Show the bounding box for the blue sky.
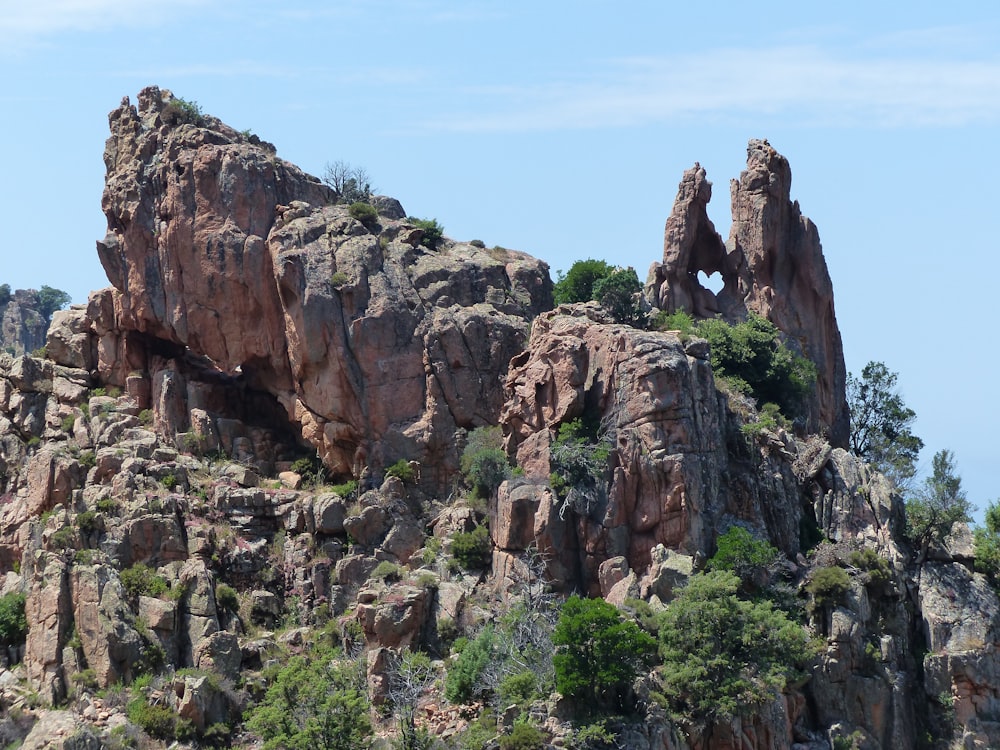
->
[2,1,998,516]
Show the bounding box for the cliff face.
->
[647,140,849,446]
[0,91,995,750]
[92,86,551,485]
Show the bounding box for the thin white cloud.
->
[421,44,1000,132]
[0,0,209,51]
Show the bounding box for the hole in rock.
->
[698,271,724,294]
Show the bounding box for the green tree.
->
[445,625,494,704]
[706,526,780,591]
[246,646,371,750]
[36,285,71,321]
[698,314,816,420]
[592,267,645,326]
[657,571,811,728]
[0,592,27,647]
[847,361,924,489]
[0,284,10,307]
[552,259,613,305]
[974,500,1000,585]
[552,595,656,711]
[906,449,973,559]
[461,426,510,498]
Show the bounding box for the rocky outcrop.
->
[647,140,848,445]
[88,86,551,486]
[501,304,804,592]
[0,290,48,358]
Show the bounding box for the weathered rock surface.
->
[90,86,551,486]
[647,140,849,445]
[0,290,49,358]
[502,304,800,591]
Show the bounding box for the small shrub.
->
[652,308,697,336]
[61,414,76,433]
[445,625,494,703]
[215,583,239,613]
[120,563,169,600]
[407,217,444,250]
[706,525,780,588]
[499,723,546,750]
[74,549,96,565]
[848,548,892,588]
[499,670,537,705]
[138,409,153,426]
[160,474,177,491]
[385,459,415,484]
[78,450,96,471]
[95,498,119,515]
[371,561,404,583]
[49,526,75,550]
[470,239,486,248]
[75,668,99,692]
[806,565,851,610]
[330,271,350,287]
[162,96,205,127]
[77,510,101,535]
[127,694,188,740]
[348,201,378,229]
[331,479,358,498]
[451,525,491,570]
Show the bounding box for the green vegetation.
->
[0,284,10,307]
[330,271,350,287]
[696,313,816,420]
[162,96,205,127]
[553,260,644,325]
[348,201,379,229]
[706,526,780,590]
[806,565,851,612]
[127,692,193,741]
[120,563,170,601]
[407,217,445,250]
[548,418,612,515]
[461,426,510,498]
[552,595,656,712]
[36,285,71,321]
[592,267,645,326]
[385,459,416,484]
[906,449,973,559]
[847,548,892,590]
[246,645,371,750]
[651,310,816,421]
[445,625,494,703]
[975,500,1000,585]
[0,592,27,647]
[847,361,924,489]
[215,583,239,613]
[553,259,613,305]
[498,723,546,750]
[451,525,491,570]
[371,560,404,582]
[657,570,811,726]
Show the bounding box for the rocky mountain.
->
[0,87,995,749]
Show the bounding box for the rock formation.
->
[647,140,849,446]
[91,86,551,486]
[1,290,50,357]
[0,90,995,749]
